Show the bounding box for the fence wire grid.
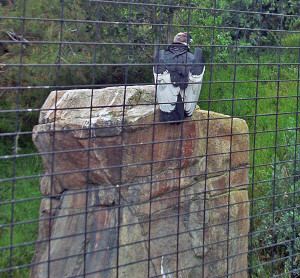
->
[0,0,299,277]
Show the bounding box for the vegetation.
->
[0,145,42,277]
[0,0,299,276]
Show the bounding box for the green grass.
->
[0,143,43,277]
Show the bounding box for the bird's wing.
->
[154,69,180,113]
[190,48,205,75]
[183,47,205,116]
[183,66,205,116]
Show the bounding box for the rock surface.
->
[31,85,250,277]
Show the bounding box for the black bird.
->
[153,32,205,122]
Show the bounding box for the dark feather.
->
[159,95,184,123]
[154,42,205,122]
[154,43,204,90]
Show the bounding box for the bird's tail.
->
[159,95,184,124]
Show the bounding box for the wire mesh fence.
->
[0,0,299,277]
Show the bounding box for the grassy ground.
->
[0,28,299,277]
[0,144,43,277]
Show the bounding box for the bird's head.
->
[173,32,193,45]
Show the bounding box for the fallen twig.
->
[6,30,30,45]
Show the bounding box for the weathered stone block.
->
[31,85,250,278]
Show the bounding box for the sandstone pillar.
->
[31,85,250,277]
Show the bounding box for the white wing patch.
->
[183,66,205,116]
[154,69,180,113]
